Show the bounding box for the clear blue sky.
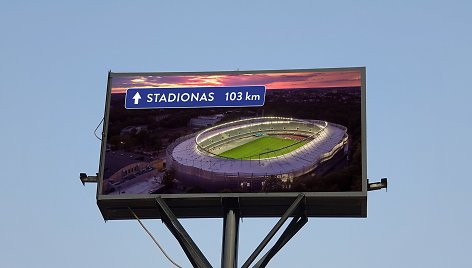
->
[1,1,471,267]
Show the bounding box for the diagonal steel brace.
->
[155,197,212,268]
[241,194,307,268]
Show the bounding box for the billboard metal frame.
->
[97,67,367,220]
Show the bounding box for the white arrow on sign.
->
[132,92,141,105]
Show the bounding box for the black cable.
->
[94,118,104,140]
[128,207,183,268]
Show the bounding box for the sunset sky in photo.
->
[111,70,361,93]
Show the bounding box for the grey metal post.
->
[222,209,239,268]
[221,198,240,268]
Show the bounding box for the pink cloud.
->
[111,70,361,93]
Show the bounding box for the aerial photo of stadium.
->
[167,117,348,191]
[101,69,363,195]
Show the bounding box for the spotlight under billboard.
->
[97,67,367,219]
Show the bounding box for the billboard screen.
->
[98,67,367,219]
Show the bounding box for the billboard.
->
[97,67,367,219]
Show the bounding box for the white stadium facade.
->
[166,117,349,191]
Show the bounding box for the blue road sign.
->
[125,86,266,109]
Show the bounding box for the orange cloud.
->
[111,70,361,93]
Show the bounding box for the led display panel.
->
[97,67,367,219]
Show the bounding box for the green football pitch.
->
[218,136,308,159]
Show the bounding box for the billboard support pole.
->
[155,197,212,268]
[241,193,307,268]
[221,198,240,268]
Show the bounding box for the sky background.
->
[1,1,471,268]
[111,70,361,93]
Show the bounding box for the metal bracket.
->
[155,197,213,268]
[79,173,98,185]
[242,194,307,268]
[368,178,388,191]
